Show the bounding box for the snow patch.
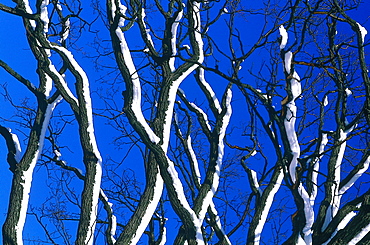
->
[284,51,293,73]
[59,18,70,42]
[250,169,262,195]
[279,25,288,49]
[345,88,352,96]
[23,0,36,28]
[323,95,328,106]
[8,129,22,161]
[357,22,367,44]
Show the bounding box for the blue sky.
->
[1,0,370,244]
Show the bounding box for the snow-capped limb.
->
[2,95,62,245]
[247,167,284,245]
[175,88,231,244]
[100,189,117,245]
[186,136,202,182]
[285,101,300,183]
[196,87,232,224]
[156,0,204,150]
[137,8,156,54]
[177,89,212,137]
[322,128,353,232]
[323,191,370,244]
[322,211,357,245]
[284,51,293,74]
[309,133,328,205]
[208,203,232,245]
[339,153,370,195]
[65,56,102,245]
[107,2,166,244]
[108,0,160,144]
[41,46,79,106]
[160,153,204,244]
[48,34,102,245]
[297,183,315,243]
[195,68,222,115]
[348,222,370,244]
[323,95,329,106]
[0,126,22,173]
[281,49,301,183]
[16,0,37,28]
[246,168,262,196]
[115,163,163,245]
[59,18,70,43]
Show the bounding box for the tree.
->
[0,0,369,244]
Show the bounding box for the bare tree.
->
[0,0,369,244]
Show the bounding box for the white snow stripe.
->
[22,0,36,28]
